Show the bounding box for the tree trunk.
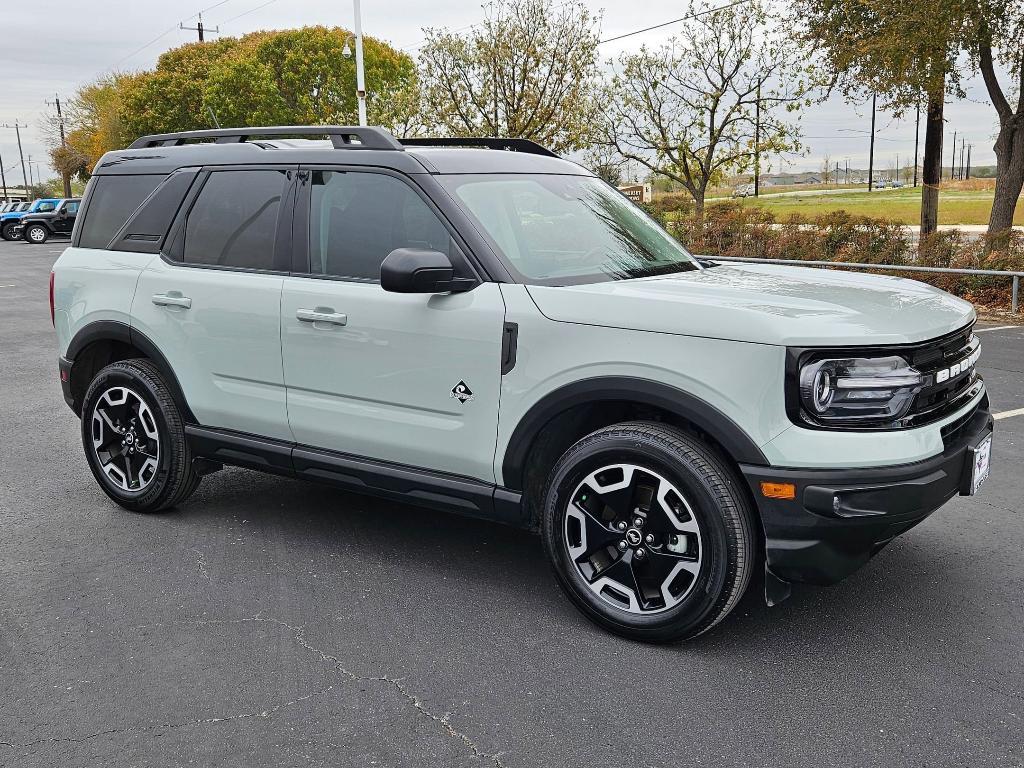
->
[988,117,1024,249]
[920,92,944,238]
[693,192,705,221]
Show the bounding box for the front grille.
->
[904,324,982,427]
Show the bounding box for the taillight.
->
[49,270,55,326]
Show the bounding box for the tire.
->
[541,421,756,642]
[24,224,48,244]
[80,358,201,512]
[1,223,20,241]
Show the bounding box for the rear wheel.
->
[24,224,48,244]
[541,422,755,642]
[80,359,200,512]
[1,223,20,241]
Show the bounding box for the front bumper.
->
[740,396,993,586]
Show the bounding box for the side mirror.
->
[380,248,473,293]
[58,209,68,219]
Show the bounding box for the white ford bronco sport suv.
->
[52,126,994,642]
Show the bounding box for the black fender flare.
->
[500,376,769,491]
[64,320,197,423]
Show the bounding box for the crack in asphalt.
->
[191,547,212,582]
[43,615,507,767]
[251,615,508,768]
[1,686,334,752]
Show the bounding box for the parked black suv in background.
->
[17,198,81,244]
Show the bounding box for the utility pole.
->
[966,144,971,179]
[959,139,966,181]
[2,121,29,197]
[868,93,876,191]
[180,12,218,41]
[754,80,761,197]
[913,100,920,187]
[950,130,956,180]
[845,157,849,185]
[0,149,8,201]
[46,95,72,197]
[353,0,367,126]
[835,161,839,187]
[27,154,34,189]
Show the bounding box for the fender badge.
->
[451,381,474,403]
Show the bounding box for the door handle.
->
[296,308,348,326]
[152,293,192,309]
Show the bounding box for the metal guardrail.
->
[706,255,1022,314]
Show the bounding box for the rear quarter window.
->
[77,174,165,249]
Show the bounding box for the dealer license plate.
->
[969,434,992,495]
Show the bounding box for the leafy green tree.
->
[61,74,136,173]
[972,0,1024,243]
[602,0,816,217]
[203,27,418,131]
[120,38,241,137]
[794,0,974,236]
[418,0,601,153]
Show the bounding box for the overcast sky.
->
[0,0,1003,187]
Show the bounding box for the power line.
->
[220,0,283,27]
[598,0,751,45]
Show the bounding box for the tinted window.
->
[309,171,453,280]
[183,170,286,270]
[79,175,164,249]
[65,201,80,214]
[37,202,56,213]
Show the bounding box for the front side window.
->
[438,174,700,285]
[309,170,454,280]
[65,201,80,214]
[183,170,286,270]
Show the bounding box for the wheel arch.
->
[65,320,196,423]
[500,377,769,524]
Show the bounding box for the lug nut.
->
[634,548,645,559]
[617,540,627,551]
[617,521,627,531]
[645,533,654,544]
[633,516,643,527]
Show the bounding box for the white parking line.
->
[994,408,1024,420]
[0,283,15,288]
[976,325,1020,333]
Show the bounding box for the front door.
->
[280,168,506,483]
[54,200,79,235]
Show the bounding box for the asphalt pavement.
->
[1,238,1022,768]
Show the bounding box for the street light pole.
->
[353,0,367,126]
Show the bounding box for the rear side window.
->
[65,201,80,214]
[183,170,287,270]
[79,175,164,249]
[309,170,454,280]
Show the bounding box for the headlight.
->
[798,355,924,425]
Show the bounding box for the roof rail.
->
[399,137,558,158]
[128,126,404,151]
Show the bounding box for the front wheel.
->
[24,224,48,244]
[541,422,756,642]
[80,359,201,512]
[1,223,20,241]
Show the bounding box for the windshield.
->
[438,174,699,285]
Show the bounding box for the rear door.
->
[131,166,296,440]
[279,167,506,482]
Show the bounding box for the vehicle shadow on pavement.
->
[158,465,974,655]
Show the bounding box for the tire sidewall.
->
[81,365,177,511]
[26,225,47,243]
[2,224,20,241]
[543,433,733,640]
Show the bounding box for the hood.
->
[525,262,975,346]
